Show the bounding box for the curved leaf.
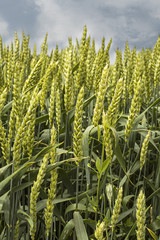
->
[17,209,33,229]
[59,219,74,240]
[82,125,94,186]
[0,162,33,195]
[73,211,89,240]
[111,127,126,173]
[65,203,94,215]
[147,227,158,240]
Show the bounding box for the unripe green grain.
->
[73,86,84,159]
[140,130,151,170]
[106,77,123,126]
[45,124,58,236]
[6,51,12,91]
[125,79,142,142]
[90,54,98,89]
[0,36,3,59]
[76,55,86,91]
[132,53,141,90]
[0,120,10,164]
[14,220,19,240]
[136,190,146,240]
[45,171,58,236]
[92,65,109,126]
[103,38,112,67]
[64,49,73,114]
[122,64,127,108]
[115,49,123,80]
[102,111,113,163]
[91,38,96,59]
[93,48,105,95]
[12,38,19,74]
[40,60,54,111]
[30,153,49,240]
[143,70,151,104]
[86,46,93,90]
[56,88,61,131]
[148,36,160,85]
[8,62,22,144]
[128,47,137,98]
[111,187,123,229]
[40,33,48,57]
[25,109,36,159]
[23,32,30,66]
[22,57,43,94]
[0,88,10,164]
[107,65,116,105]
[154,54,160,88]
[0,87,7,113]
[80,25,87,56]
[103,78,123,162]
[95,221,105,240]
[124,40,130,67]
[40,53,48,79]
[49,77,55,126]
[13,90,41,171]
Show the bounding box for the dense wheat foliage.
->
[0,27,160,239]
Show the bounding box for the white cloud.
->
[33,0,91,45]
[0,16,9,37]
[6,0,158,62]
[31,0,117,54]
[99,0,160,11]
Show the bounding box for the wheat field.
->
[0,26,160,239]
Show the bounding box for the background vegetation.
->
[0,26,160,239]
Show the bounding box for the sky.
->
[0,0,160,63]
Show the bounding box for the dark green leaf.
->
[73,211,89,240]
[59,219,74,240]
[17,209,33,229]
[0,162,33,195]
[111,127,126,173]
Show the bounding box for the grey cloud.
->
[0,16,9,36]
[0,0,38,43]
[0,0,159,63]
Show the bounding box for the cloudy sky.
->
[0,0,160,62]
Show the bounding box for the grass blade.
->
[73,211,89,240]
